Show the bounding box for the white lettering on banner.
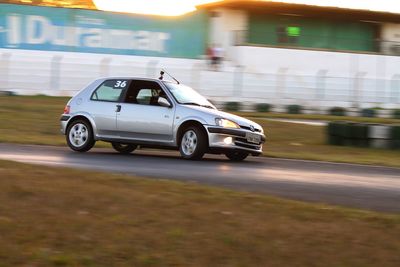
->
[83,28,103,48]
[137,30,150,50]
[26,15,51,44]
[2,14,170,53]
[6,14,21,47]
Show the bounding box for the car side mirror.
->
[158,97,171,108]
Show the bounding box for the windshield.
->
[164,82,215,109]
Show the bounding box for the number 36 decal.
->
[115,80,127,88]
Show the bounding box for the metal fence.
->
[1,49,400,110]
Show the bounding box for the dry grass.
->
[1,95,400,167]
[0,95,68,145]
[0,160,399,266]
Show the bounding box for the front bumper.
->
[206,126,266,156]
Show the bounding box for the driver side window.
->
[124,80,170,106]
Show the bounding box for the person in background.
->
[205,44,213,68]
[213,44,224,71]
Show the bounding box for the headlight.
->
[215,118,240,128]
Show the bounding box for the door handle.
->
[116,105,121,112]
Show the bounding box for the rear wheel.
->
[111,143,137,154]
[66,119,95,152]
[225,151,249,161]
[179,126,207,160]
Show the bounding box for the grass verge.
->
[1,95,400,167]
[234,111,400,124]
[256,119,400,167]
[0,160,399,266]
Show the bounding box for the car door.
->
[87,79,129,137]
[116,80,175,142]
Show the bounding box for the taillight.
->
[64,105,70,114]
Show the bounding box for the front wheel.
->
[111,142,137,154]
[66,119,95,152]
[225,151,249,161]
[179,126,207,160]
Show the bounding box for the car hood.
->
[182,105,264,132]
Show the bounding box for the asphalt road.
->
[0,143,399,212]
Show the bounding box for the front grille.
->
[235,138,262,150]
[240,125,261,133]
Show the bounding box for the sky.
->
[93,0,400,16]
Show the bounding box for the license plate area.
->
[246,132,261,144]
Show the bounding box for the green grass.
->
[1,95,400,167]
[0,160,399,266]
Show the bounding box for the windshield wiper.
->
[182,102,214,109]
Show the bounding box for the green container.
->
[392,109,400,119]
[224,102,241,112]
[327,135,343,146]
[327,121,347,146]
[391,125,400,140]
[348,123,369,147]
[256,103,272,113]
[390,125,400,149]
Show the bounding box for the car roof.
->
[97,77,163,82]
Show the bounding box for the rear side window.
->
[91,80,130,102]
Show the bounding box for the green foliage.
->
[287,105,302,114]
[255,103,272,113]
[224,102,241,112]
[327,121,369,147]
[361,108,376,118]
[329,107,346,116]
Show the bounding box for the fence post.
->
[146,60,159,78]
[191,62,201,90]
[50,55,63,95]
[233,65,244,97]
[276,67,288,100]
[99,58,112,77]
[316,69,327,100]
[376,56,386,105]
[390,74,400,103]
[353,71,366,108]
[0,53,11,91]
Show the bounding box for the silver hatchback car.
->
[60,76,265,161]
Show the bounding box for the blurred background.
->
[0,0,400,112]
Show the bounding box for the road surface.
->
[0,143,399,212]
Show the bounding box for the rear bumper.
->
[206,126,265,156]
[60,115,71,134]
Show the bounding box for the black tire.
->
[66,119,95,152]
[225,151,249,161]
[111,142,137,154]
[179,125,207,160]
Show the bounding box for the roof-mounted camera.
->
[158,69,180,84]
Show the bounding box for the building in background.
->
[0,0,96,9]
[198,0,400,61]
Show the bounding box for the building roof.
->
[197,0,400,23]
